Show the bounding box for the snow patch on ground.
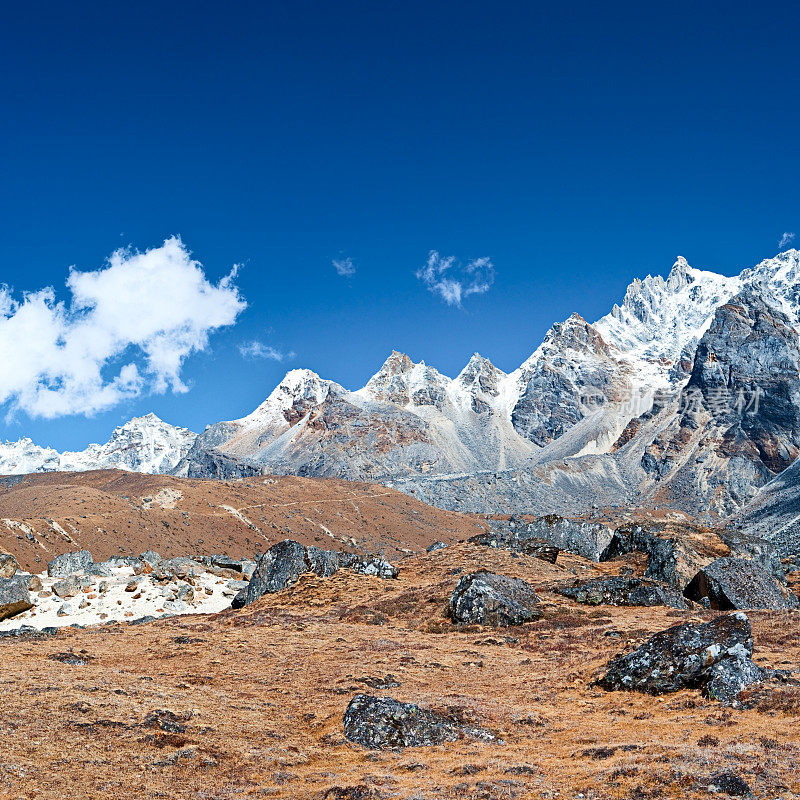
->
[0,566,240,631]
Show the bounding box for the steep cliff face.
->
[509,314,634,447]
[641,288,800,515]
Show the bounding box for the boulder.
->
[52,575,92,599]
[47,550,93,578]
[139,551,161,567]
[86,563,114,577]
[104,555,141,568]
[159,557,206,579]
[684,557,799,610]
[338,552,399,579]
[210,554,243,572]
[596,612,764,705]
[426,541,448,553]
[0,553,19,579]
[0,575,33,621]
[469,531,559,564]
[724,533,785,581]
[449,571,542,626]
[602,525,710,590]
[705,771,751,797]
[232,540,398,609]
[343,694,491,749]
[555,576,688,609]
[509,514,614,562]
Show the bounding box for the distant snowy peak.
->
[0,414,195,476]
[594,257,741,366]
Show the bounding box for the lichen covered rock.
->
[597,612,764,705]
[449,571,542,626]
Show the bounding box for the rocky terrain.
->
[0,517,799,798]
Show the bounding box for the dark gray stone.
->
[210,554,243,572]
[496,515,615,562]
[469,530,559,564]
[684,557,800,610]
[449,571,542,626]
[104,555,141,568]
[232,540,398,609]
[706,771,751,796]
[426,541,448,553]
[47,550,93,578]
[556,576,688,609]
[597,612,764,705]
[0,574,33,621]
[343,694,491,749]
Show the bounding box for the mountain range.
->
[6,249,800,539]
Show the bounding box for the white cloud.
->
[0,237,245,419]
[779,232,796,249]
[333,256,356,277]
[416,251,495,307]
[238,341,295,361]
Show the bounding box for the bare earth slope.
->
[0,542,798,799]
[0,470,484,571]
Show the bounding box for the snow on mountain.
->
[594,256,742,373]
[0,414,196,475]
[9,248,800,524]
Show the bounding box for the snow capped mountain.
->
[0,414,196,475]
[9,248,800,524]
[594,256,742,371]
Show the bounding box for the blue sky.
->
[1,0,799,449]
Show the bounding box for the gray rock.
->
[176,584,194,602]
[0,553,19,579]
[86,563,114,577]
[306,545,342,577]
[236,540,309,607]
[104,555,142,568]
[556,576,688,609]
[602,524,709,590]
[724,533,785,581]
[426,541,448,553]
[241,559,257,580]
[139,551,161,567]
[27,574,43,592]
[0,575,33,621]
[705,771,751,796]
[342,694,492,749]
[52,575,92,598]
[470,529,559,564]
[47,550,93,578]
[449,571,542,626]
[338,552,399,579]
[210,554,243,572]
[232,540,398,609]
[596,612,764,705]
[160,557,206,579]
[684,557,799,610]
[497,515,615,562]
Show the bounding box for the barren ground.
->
[1,536,799,799]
